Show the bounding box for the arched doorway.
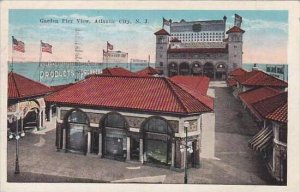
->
[191,62,202,76]
[23,108,39,130]
[203,62,215,79]
[179,62,190,75]
[102,113,128,161]
[215,63,227,80]
[142,117,173,166]
[66,110,89,154]
[168,62,178,77]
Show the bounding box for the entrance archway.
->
[215,63,227,80]
[203,62,215,79]
[191,62,202,76]
[102,113,128,161]
[142,117,173,166]
[168,62,178,77]
[66,110,89,154]
[23,108,39,130]
[179,62,190,75]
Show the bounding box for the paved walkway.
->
[6,81,274,184]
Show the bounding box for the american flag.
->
[12,36,25,53]
[41,41,52,53]
[107,42,113,51]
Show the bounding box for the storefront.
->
[46,74,214,170]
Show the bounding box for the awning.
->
[248,127,273,152]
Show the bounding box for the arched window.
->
[66,110,89,153]
[143,118,172,134]
[142,117,172,166]
[102,113,127,160]
[105,113,126,128]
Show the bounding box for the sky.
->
[9,9,288,64]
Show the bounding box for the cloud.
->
[229,17,288,33]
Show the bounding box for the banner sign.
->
[104,51,128,64]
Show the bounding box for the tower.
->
[226,25,245,72]
[154,29,170,76]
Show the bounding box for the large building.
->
[155,14,245,79]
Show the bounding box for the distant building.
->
[155,14,245,79]
[232,68,288,98]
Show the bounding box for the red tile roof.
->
[154,29,170,36]
[167,47,228,54]
[170,76,213,110]
[253,92,287,122]
[45,75,213,115]
[101,67,137,77]
[266,103,287,124]
[229,68,247,77]
[50,83,74,92]
[170,75,210,95]
[8,71,51,100]
[136,67,159,76]
[235,70,288,88]
[239,87,282,121]
[227,78,237,87]
[226,26,245,34]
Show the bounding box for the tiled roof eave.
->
[266,118,287,124]
[46,101,208,116]
[8,92,49,100]
[241,83,287,87]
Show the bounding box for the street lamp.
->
[180,121,193,184]
[8,112,25,174]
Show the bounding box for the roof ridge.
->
[170,79,213,111]
[10,72,21,98]
[252,91,287,116]
[168,78,213,111]
[163,78,190,113]
[239,86,281,96]
[12,72,51,89]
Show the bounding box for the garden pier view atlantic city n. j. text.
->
[7,9,288,185]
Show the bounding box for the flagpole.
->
[106,41,108,68]
[38,41,43,82]
[11,36,14,71]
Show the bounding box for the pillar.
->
[87,131,91,154]
[126,137,131,161]
[38,110,42,130]
[42,109,46,127]
[171,142,175,167]
[98,133,102,157]
[139,139,144,163]
[20,116,24,133]
[62,128,66,151]
[49,106,53,122]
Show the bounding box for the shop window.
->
[144,118,170,134]
[68,110,88,124]
[105,113,125,128]
[66,110,89,153]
